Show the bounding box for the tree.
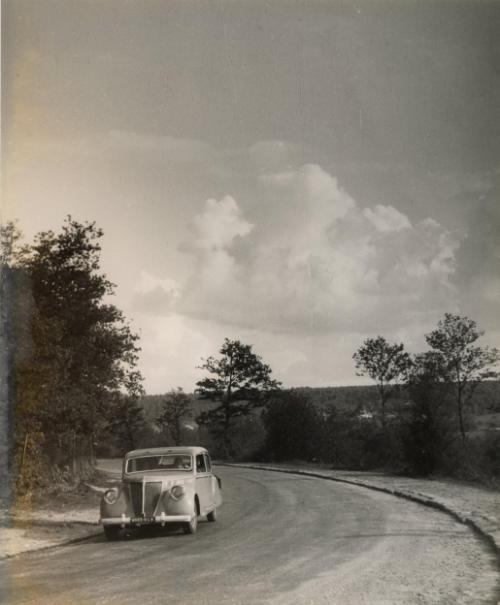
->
[156,388,192,446]
[8,217,144,489]
[353,336,411,428]
[195,339,281,458]
[403,351,456,475]
[425,313,500,442]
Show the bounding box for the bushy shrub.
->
[333,420,401,470]
[263,391,322,462]
[434,432,500,485]
[227,414,266,461]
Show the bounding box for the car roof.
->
[124,446,208,459]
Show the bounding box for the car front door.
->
[204,453,222,507]
[195,453,212,515]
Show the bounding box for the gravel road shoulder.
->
[0,484,105,559]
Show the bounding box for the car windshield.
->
[126,454,193,473]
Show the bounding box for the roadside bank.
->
[0,474,117,559]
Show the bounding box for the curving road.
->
[1,466,499,604]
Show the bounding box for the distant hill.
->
[291,385,401,413]
[139,393,215,425]
[140,381,500,422]
[292,381,500,414]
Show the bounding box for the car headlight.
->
[170,485,185,501]
[103,487,119,504]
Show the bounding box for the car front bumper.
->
[101,514,192,527]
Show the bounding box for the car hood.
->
[123,472,194,483]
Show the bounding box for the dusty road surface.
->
[1,466,498,605]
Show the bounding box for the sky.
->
[2,0,499,393]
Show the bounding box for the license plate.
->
[131,517,155,525]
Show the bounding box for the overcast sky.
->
[3,0,499,393]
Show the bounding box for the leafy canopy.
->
[425,313,500,384]
[353,336,411,387]
[5,217,144,488]
[196,338,281,411]
[353,335,411,427]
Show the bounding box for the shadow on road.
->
[84,523,203,544]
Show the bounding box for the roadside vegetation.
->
[2,219,499,503]
[1,219,144,502]
[135,320,500,485]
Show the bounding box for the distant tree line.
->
[262,315,500,483]
[144,319,500,484]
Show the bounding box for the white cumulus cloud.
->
[149,164,462,336]
[188,195,254,251]
[132,271,181,314]
[363,204,411,232]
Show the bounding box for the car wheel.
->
[103,525,121,541]
[207,508,217,522]
[183,503,198,534]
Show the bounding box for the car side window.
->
[204,454,212,472]
[196,454,207,473]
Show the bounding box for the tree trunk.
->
[457,390,466,442]
[71,431,78,477]
[222,433,231,460]
[21,432,30,471]
[89,433,95,467]
[379,382,386,429]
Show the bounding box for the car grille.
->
[128,481,162,516]
[129,482,143,516]
[145,482,162,516]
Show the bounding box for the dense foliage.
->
[1,219,144,496]
[263,391,322,461]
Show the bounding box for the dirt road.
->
[1,466,498,604]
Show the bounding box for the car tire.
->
[207,508,217,522]
[183,503,198,534]
[103,525,121,541]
